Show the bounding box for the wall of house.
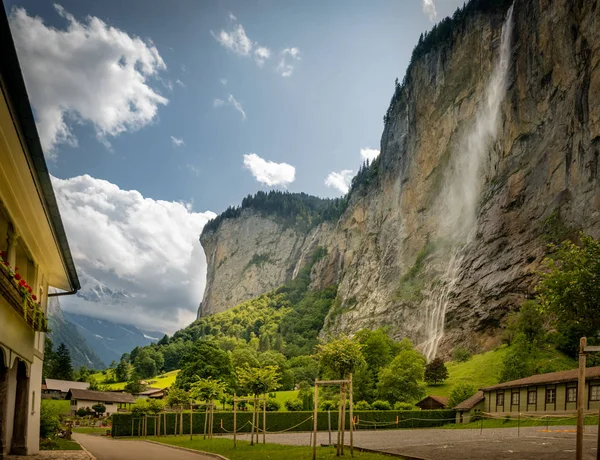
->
[26,356,42,455]
[71,399,126,416]
[484,381,600,415]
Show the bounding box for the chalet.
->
[415,395,448,410]
[67,389,135,416]
[134,387,166,399]
[0,6,80,457]
[42,379,89,400]
[480,366,600,414]
[453,366,600,423]
[453,391,484,423]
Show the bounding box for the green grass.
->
[72,427,110,435]
[41,399,71,415]
[90,369,180,390]
[148,436,401,459]
[270,390,299,410]
[40,437,82,450]
[426,346,576,398]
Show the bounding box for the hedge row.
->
[112,410,455,437]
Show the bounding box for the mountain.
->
[198,0,600,359]
[63,312,165,366]
[46,296,105,369]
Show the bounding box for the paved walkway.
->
[73,433,219,460]
[228,425,600,459]
[7,452,89,460]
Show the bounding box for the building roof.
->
[137,387,164,395]
[0,1,79,292]
[67,389,135,404]
[454,391,485,411]
[416,395,449,407]
[44,379,89,393]
[481,366,600,392]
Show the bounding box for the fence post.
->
[190,402,193,440]
[328,410,331,446]
[577,337,587,460]
[349,373,354,458]
[312,383,319,460]
[233,395,237,448]
[263,398,266,445]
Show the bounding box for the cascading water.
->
[422,4,515,362]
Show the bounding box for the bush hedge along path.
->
[112,410,456,437]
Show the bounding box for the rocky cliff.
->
[199,0,600,357]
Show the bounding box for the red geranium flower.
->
[18,279,26,286]
[32,295,37,301]
[15,273,22,280]
[27,287,32,293]
[0,251,6,258]
[14,266,18,271]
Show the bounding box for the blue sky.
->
[5,0,465,331]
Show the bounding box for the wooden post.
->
[131,418,134,437]
[203,405,209,440]
[349,373,354,457]
[164,410,167,436]
[340,382,346,455]
[577,337,587,460]
[312,383,319,460]
[190,402,193,440]
[251,397,256,446]
[233,395,237,448]
[596,406,600,460]
[337,385,343,456]
[157,411,160,438]
[517,412,520,437]
[328,410,332,447]
[263,398,266,444]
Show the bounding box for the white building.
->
[66,390,135,416]
[0,7,80,458]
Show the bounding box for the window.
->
[71,399,77,406]
[567,387,577,403]
[546,388,556,404]
[591,385,600,401]
[528,390,537,404]
[511,391,519,405]
[497,391,504,406]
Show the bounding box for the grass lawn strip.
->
[146,436,405,459]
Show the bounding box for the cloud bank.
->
[52,175,215,333]
[325,170,353,194]
[422,0,437,22]
[243,153,295,186]
[9,5,168,156]
[360,148,380,162]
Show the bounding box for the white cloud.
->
[211,23,252,56]
[220,78,228,86]
[277,47,301,77]
[422,0,437,22]
[213,94,246,121]
[175,79,185,87]
[325,170,353,194]
[243,153,295,187]
[9,5,168,157]
[254,46,271,66]
[360,148,380,162]
[52,175,216,332]
[186,164,201,176]
[170,136,185,147]
[228,94,246,121]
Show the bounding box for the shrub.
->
[452,347,471,363]
[394,402,413,411]
[76,407,93,417]
[371,400,392,410]
[448,383,477,408]
[319,400,337,410]
[40,401,61,439]
[284,398,304,412]
[354,400,371,410]
[265,399,281,412]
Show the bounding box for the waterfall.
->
[422,4,514,361]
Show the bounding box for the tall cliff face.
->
[199,0,600,356]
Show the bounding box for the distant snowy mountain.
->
[47,297,106,369]
[63,312,165,366]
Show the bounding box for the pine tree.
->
[53,343,74,381]
[42,337,57,379]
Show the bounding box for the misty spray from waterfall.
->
[422,4,514,361]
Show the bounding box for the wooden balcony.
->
[0,266,47,332]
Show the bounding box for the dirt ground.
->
[230,425,600,459]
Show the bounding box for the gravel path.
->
[73,433,219,460]
[227,425,600,459]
